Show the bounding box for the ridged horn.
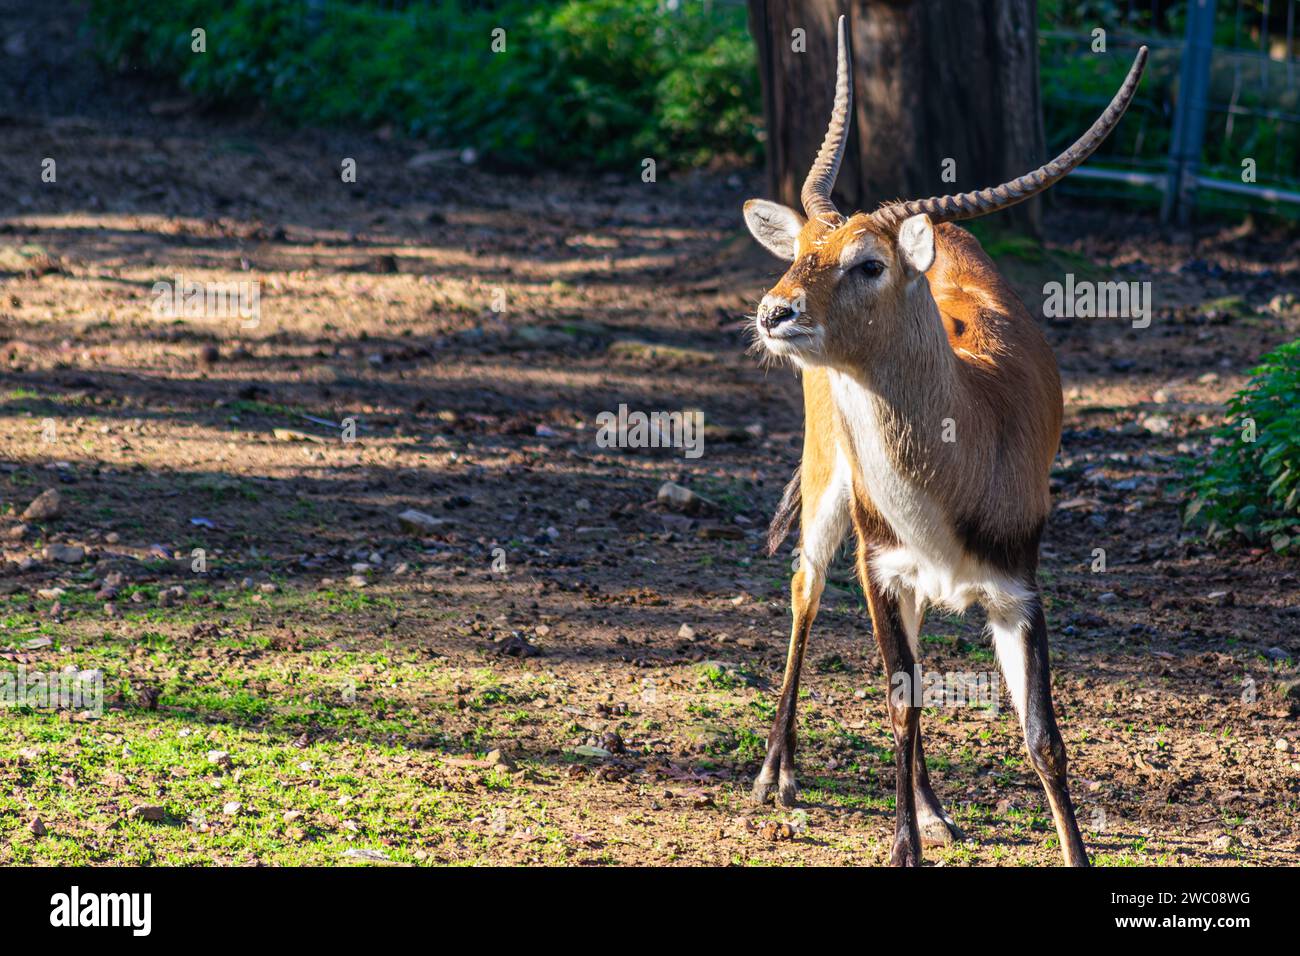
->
[800,14,853,223]
[873,45,1148,227]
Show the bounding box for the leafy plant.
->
[1183,338,1300,553]
[86,0,761,171]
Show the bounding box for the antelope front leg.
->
[752,565,823,808]
[990,592,1090,866]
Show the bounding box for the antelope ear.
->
[743,199,804,261]
[897,213,935,275]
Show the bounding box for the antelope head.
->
[743,16,1147,371]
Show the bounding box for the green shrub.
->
[86,0,761,171]
[1183,339,1300,553]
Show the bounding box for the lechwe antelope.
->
[743,17,1146,867]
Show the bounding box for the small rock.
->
[222,801,242,816]
[761,821,795,842]
[1276,738,1292,753]
[22,488,62,521]
[484,749,515,770]
[677,623,697,640]
[1140,414,1173,435]
[342,848,390,862]
[273,428,324,444]
[207,750,233,770]
[657,481,711,515]
[697,524,744,540]
[497,632,540,657]
[346,575,368,588]
[397,508,447,534]
[42,543,84,564]
[29,816,46,837]
[127,805,165,822]
[1098,592,1118,604]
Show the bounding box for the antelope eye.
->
[858,259,885,279]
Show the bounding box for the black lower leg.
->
[1022,597,1089,866]
[914,733,964,846]
[868,584,922,866]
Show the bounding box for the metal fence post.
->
[1163,0,1218,225]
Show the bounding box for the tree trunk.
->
[747,0,1045,234]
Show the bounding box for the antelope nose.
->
[758,297,795,332]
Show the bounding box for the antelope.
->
[742,16,1147,866]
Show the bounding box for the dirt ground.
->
[1,1,1298,866]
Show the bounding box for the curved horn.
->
[800,14,853,223]
[874,45,1148,226]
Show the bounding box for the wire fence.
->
[1042,0,1300,222]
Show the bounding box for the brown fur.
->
[766,216,1061,567]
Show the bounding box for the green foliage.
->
[1183,339,1300,553]
[86,0,761,170]
[1039,2,1300,194]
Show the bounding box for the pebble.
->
[342,848,390,862]
[22,488,62,521]
[42,544,84,564]
[657,481,707,514]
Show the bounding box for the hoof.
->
[919,812,966,848]
[775,777,798,810]
[891,835,922,867]
[750,776,776,805]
